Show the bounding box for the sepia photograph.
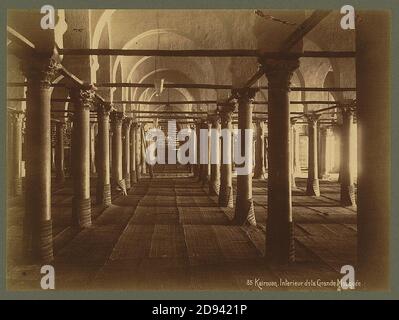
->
[5,7,390,293]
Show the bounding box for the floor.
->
[7,165,357,291]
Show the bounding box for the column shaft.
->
[261,58,299,264]
[130,122,138,184]
[122,118,132,190]
[340,106,356,207]
[55,122,65,184]
[96,102,112,206]
[209,115,221,195]
[219,104,234,207]
[23,57,60,262]
[306,114,320,196]
[233,88,256,226]
[12,113,24,196]
[70,87,95,228]
[254,121,266,179]
[111,111,124,189]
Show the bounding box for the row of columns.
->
[19,56,149,262]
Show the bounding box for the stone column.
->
[318,126,330,180]
[199,120,208,185]
[12,112,24,196]
[206,122,212,180]
[122,117,132,190]
[130,121,138,184]
[70,86,95,228]
[261,58,299,264]
[22,57,60,262]
[208,113,221,196]
[90,122,97,176]
[55,121,66,184]
[140,126,147,174]
[232,88,257,226]
[135,123,142,181]
[305,113,321,196]
[218,103,235,207]
[96,102,113,206]
[340,105,356,207]
[111,111,124,187]
[290,118,298,189]
[356,12,389,289]
[254,120,266,179]
[194,121,201,179]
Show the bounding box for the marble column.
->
[261,58,299,264]
[199,120,209,185]
[340,105,356,207]
[232,88,257,226]
[22,57,60,262]
[135,123,142,181]
[12,112,24,196]
[290,118,298,189]
[208,113,221,196]
[111,111,124,187]
[90,122,97,176]
[130,121,138,184]
[122,117,132,190]
[70,86,95,228]
[194,121,201,180]
[218,102,235,207]
[96,102,113,206]
[254,120,266,179]
[305,113,321,196]
[55,121,66,184]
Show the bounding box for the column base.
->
[233,198,256,226]
[253,171,266,180]
[209,180,220,196]
[306,178,320,196]
[265,219,295,264]
[14,177,22,196]
[131,170,138,184]
[125,173,131,190]
[291,174,297,189]
[96,183,112,206]
[341,183,357,207]
[23,218,54,263]
[72,197,92,228]
[218,186,234,208]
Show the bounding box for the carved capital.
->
[10,111,25,124]
[69,85,96,111]
[259,58,299,90]
[110,111,125,124]
[304,112,321,125]
[290,117,298,126]
[232,87,258,103]
[97,101,114,117]
[123,117,133,129]
[21,57,61,89]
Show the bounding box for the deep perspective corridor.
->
[6,9,389,291]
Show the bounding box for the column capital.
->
[259,58,299,90]
[21,56,61,89]
[339,100,356,116]
[69,85,96,111]
[231,87,258,102]
[207,113,221,126]
[123,117,133,129]
[10,111,25,123]
[97,101,114,116]
[290,117,299,126]
[304,112,321,125]
[110,111,125,123]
